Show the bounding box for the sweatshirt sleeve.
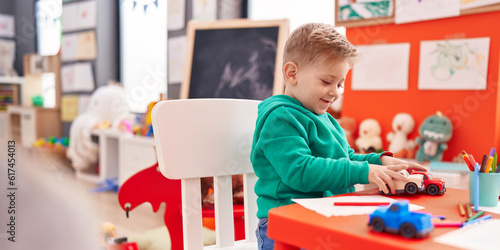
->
[348,147,383,165]
[257,109,370,192]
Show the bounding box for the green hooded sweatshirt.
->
[251,95,384,218]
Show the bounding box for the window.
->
[119,0,167,113]
[36,0,62,56]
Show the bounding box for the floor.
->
[0,145,165,250]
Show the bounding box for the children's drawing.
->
[460,0,500,10]
[418,37,490,90]
[338,0,393,21]
[430,41,486,81]
[395,0,460,24]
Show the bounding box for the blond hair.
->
[283,23,359,69]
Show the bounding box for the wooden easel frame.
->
[180,19,289,99]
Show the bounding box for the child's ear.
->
[283,62,298,86]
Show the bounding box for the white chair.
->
[151,98,260,250]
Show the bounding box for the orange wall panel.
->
[343,11,500,161]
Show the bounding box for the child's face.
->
[286,59,350,115]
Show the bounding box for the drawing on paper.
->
[418,37,490,90]
[430,41,487,82]
[338,0,393,21]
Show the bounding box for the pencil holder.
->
[469,172,500,207]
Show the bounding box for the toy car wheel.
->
[405,182,418,195]
[400,223,417,238]
[427,184,439,195]
[371,217,385,233]
[379,185,393,195]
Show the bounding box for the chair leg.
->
[234,215,245,241]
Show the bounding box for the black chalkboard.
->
[181,20,288,100]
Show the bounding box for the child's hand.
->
[368,164,409,195]
[381,156,427,172]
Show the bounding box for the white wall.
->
[248,0,342,33]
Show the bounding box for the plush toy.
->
[415,111,453,162]
[337,116,358,152]
[386,113,417,158]
[66,84,130,171]
[355,118,383,154]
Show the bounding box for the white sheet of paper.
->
[75,30,97,60]
[292,195,424,217]
[395,0,460,24]
[434,219,500,249]
[168,0,185,30]
[0,14,15,38]
[76,0,97,30]
[62,3,77,32]
[192,0,217,21]
[61,63,95,92]
[62,0,97,32]
[61,33,78,62]
[418,37,490,90]
[473,202,500,214]
[461,0,500,10]
[351,43,410,91]
[218,0,243,19]
[168,35,187,83]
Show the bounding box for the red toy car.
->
[409,171,446,195]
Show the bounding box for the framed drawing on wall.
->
[180,19,289,100]
[335,0,395,28]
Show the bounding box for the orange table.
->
[268,188,499,249]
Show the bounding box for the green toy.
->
[416,111,453,162]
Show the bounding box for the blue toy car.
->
[368,200,433,238]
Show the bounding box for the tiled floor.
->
[0,145,165,250]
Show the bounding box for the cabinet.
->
[118,135,157,186]
[0,76,23,110]
[22,54,61,108]
[7,105,61,147]
[81,130,157,186]
[6,54,62,147]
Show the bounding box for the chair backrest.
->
[152,99,260,250]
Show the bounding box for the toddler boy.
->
[251,23,425,249]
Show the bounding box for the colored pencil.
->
[485,156,494,173]
[466,210,485,222]
[458,201,466,216]
[474,163,479,212]
[489,148,496,157]
[434,222,463,228]
[492,153,497,173]
[466,203,473,218]
[462,154,474,171]
[480,155,488,172]
[462,214,492,227]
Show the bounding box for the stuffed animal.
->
[386,113,417,158]
[415,111,453,162]
[355,118,383,154]
[67,84,130,171]
[337,116,358,152]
